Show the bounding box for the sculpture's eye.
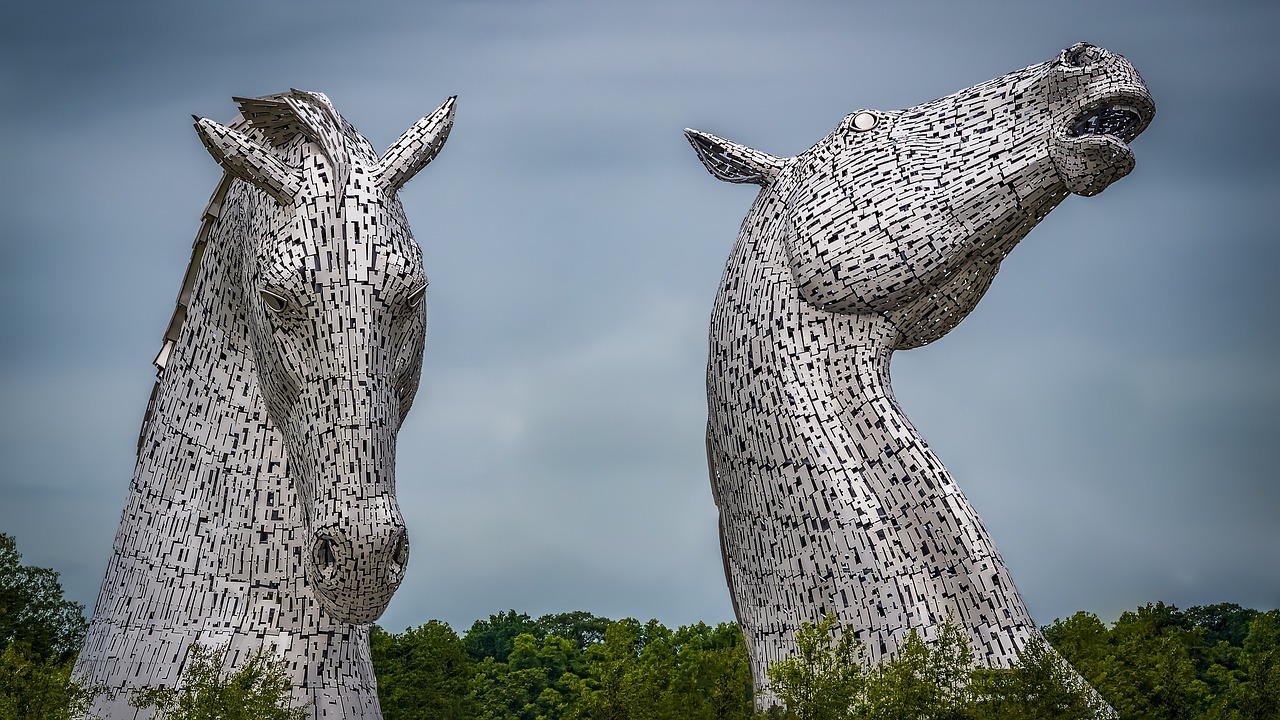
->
[851,112,878,132]
[260,289,291,314]
[405,282,427,307]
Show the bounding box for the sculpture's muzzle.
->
[1049,43,1155,196]
[291,377,410,624]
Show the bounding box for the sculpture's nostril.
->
[390,529,409,570]
[1062,42,1104,68]
[312,536,338,579]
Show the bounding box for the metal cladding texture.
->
[687,43,1152,712]
[74,90,455,719]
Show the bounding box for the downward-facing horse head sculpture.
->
[75,90,455,719]
[686,43,1153,710]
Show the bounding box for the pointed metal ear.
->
[193,117,302,205]
[684,129,783,186]
[375,96,456,192]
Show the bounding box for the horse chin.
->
[314,587,395,625]
[1050,131,1136,197]
[307,562,403,625]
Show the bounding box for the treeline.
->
[370,610,753,719]
[1045,603,1280,719]
[371,604,1280,720]
[2,532,1278,719]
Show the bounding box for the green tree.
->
[129,643,308,720]
[0,534,87,664]
[0,641,98,720]
[764,614,865,720]
[569,618,644,720]
[466,611,539,663]
[469,631,587,720]
[0,534,97,719]
[1183,605,1257,715]
[471,652,547,720]
[1088,603,1207,719]
[970,635,1107,720]
[1040,602,1280,719]
[1232,610,1280,720]
[1184,604,1260,649]
[404,611,753,719]
[862,619,974,720]
[534,612,612,651]
[662,621,753,720]
[371,621,475,720]
[1042,611,1110,682]
[562,617,754,720]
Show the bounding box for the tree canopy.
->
[369,604,1279,719]
[129,643,308,720]
[0,533,96,720]
[0,534,86,664]
[1045,603,1280,720]
[375,611,755,720]
[1,531,1276,720]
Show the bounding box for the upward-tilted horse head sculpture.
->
[76,90,454,719]
[687,43,1153,713]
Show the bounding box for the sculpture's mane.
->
[233,90,378,192]
[143,90,376,453]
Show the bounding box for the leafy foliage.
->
[371,621,475,719]
[860,619,974,719]
[3,530,1277,720]
[129,643,308,720]
[0,533,97,719]
[764,615,984,719]
[533,611,612,651]
[470,631,586,720]
[568,617,754,720]
[376,611,754,720]
[765,614,864,720]
[464,611,541,664]
[970,636,1108,719]
[368,605,1280,720]
[1045,603,1280,720]
[1234,610,1280,719]
[0,534,86,664]
[0,641,99,720]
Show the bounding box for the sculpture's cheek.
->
[784,204,890,315]
[250,328,316,441]
[391,318,426,423]
[784,182,967,317]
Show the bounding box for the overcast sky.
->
[1,0,1276,636]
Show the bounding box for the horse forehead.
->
[257,235,423,286]
[259,187,421,254]
[828,61,1049,147]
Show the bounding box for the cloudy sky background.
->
[1,0,1276,636]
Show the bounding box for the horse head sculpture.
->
[77,91,455,719]
[190,90,453,623]
[688,42,1154,349]
[687,43,1153,714]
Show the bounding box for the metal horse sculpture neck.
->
[75,90,455,719]
[687,43,1153,711]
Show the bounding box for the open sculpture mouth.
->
[1067,103,1144,143]
[1052,96,1151,197]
